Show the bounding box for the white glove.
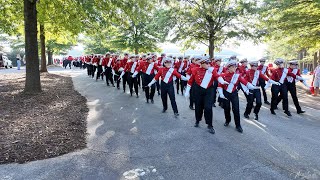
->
[119,67,124,72]
[217,87,226,99]
[247,83,259,90]
[119,71,125,80]
[268,79,280,86]
[302,80,310,88]
[245,89,251,95]
[132,71,138,78]
[102,66,106,72]
[186,74,191,80]
[181,75,188,81]
[185,85,191,97]
[296,76,304,81]
[147,79,156,87]
[112,69,115,75]
[218,77,229,85]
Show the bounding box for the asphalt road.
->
[1,67,320,180]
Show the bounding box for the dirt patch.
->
[0,72,88,164]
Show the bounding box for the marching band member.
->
[185,56,200,110]
[269,58,297,116]
[113,57,123,89]
[258,58,271,104]
[277,60,306,114]
[217,60,259,133]
[174,56,188,95]
[148,58,188,117]
[102,53,115,86]
[136,56,159,103]
[91,55,99,78]
[96,55,103,81]
[119,55,140,97]
[243,61,280,120]
[186,57,229,134]
[212,57,225,107]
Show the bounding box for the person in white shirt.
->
[312,60,320,96]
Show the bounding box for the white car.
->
[3,56,13,69]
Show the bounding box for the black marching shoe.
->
[208,127,215,134]
[107,83,110,86]
[136,95,139,98]
[194,122,199,127]
[284,111,292,116]
[254,114,259,120]
[244,113,250,119]
[177,91,179,94]
[270,109,276,115]
[158,92,160,96]
[189,105,195,110]
[264,101,271,105]
[224,122,229,127]
[162,109,167,113]
[274,106,278,110]
[236,126,243,133]
[212,103,216,107]
[174,113,179,117]
[117,87,120,90]
[151,99,154,104]
[146,99,149,103]
[297,110,305,114]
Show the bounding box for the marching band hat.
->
[226,60,238,67]
[259,58,266,62]
[239,58,248,63]
[288,60,298,65]
[274,58,285,65]
[164,58,173,63]
[249,61,259,66]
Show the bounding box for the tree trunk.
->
[24,0,41,93]
[134,48,138,55]
[208,33,214,58]
[47,50,53,65]
[40,23,47,72]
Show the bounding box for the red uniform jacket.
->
[237,65,247,76]
[218,71,248,93]
[136,61,159,75]
[257,65,270,77]
[215,64,225,75]
[102,57,114,67]
[85,57,91,63]
[113,61,122,72]
[187,67,219,89]
[245,69,269,86]
[124,61,139,73]
[154,67,181,83]
[157,57,164,66]
[270,68,296,83]
[92,57,99,65]
[287,68,301,83]
[186,63,200,75]
[174,61,188,73]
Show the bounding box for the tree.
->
[166,0,261,58]
[24,0,41,93]
[260,0,320,69]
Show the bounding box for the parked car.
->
[2,55,13,68]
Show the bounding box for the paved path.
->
[1,67,320,180]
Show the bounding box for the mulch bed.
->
[0,72,88,164]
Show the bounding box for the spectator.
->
[16,54,21,70]
[312,60,320,96]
